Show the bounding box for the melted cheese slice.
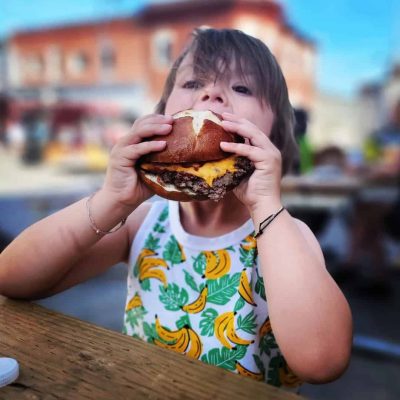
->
[141,155,237,187]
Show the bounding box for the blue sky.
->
[284,0,400,97]
[0,0,398,98]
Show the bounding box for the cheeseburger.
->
[138,109,254,201]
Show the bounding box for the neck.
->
[179,192,250,237]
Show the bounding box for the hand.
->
[220,112,282,214]
[102,114,172,209]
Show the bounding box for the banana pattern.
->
[214,311,254,349]
[259,317,272,337]
[182,285,208,314]
[139,268,167,287]
[137,253,169,287]
[240,235,257,251]
[202,250,231,279]
[155,315,184,342]
[236,361,264,381]
[124,201,303,392]
[238,268,257,306]
[279,366,303,388]
[139,257,168,275]
[178,242,187,262]
[154,316,202,359]
[125,293,143,311]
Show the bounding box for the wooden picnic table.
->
[0,296,302,399]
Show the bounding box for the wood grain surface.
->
[0,296,303,399]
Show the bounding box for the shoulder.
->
[126,201,153,246]
[126,199,169,245]
[293,217,326,266]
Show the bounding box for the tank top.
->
[123,200,302,390]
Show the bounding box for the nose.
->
[200,82,226,105]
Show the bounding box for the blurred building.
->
[308,92,362,150]
[308,60,400,152]
[357,63,400,141]
[0,40,7,92]
[5,0,316,116]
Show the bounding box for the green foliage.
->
[267,355,286,387]
[144,234,161,251]
[183,270,199,292]
[192,253,206,276]
[143,322,157,343]
[254,271,266,301]
[253,354,266,375]
[237,311,257,334]
[126,307,148,329]
[176,314,191,330]
[163,236,184,266]
[158,206,169,222]
[233,297,245,312]
[201,345,247,371]
[239,247,256,268]
[259,332,279,357]
[159,283,189,311]
[199,308,218,337]
[207,273,241,305]
[153,223,166,233]
[140,278,151,291]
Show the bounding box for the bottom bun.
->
[139,170,208,202]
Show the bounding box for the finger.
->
[134,113,173,126]
[122,140,167,162]
[119,122,172,146]
[220,141,269,163]
[221,120,269,150]
[222,112,241,122]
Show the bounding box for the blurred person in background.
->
[7,114,26,159]
[0,95,26,156]
[22,109,50,165]
[293,108,313,175]
[339,99,400,294]
[0,95,10,148]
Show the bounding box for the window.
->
[152,30,174,69]
[99,38,116,82]
[67,51,89,76]
[46,45,63,83]
[25,54,44,78]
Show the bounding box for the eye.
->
[233,85,252,95]
[182,80,203,90]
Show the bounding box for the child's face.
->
[165,54,274,136]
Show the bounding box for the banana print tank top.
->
[123,200,302,390]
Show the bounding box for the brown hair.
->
[155,28,298,175]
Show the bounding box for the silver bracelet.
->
[86,192,127,235]
[253,206,285,238]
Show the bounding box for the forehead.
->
[176,52,254,82]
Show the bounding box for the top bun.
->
[141,110,242,163]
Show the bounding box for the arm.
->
[0,114,172,300]
[252,208,352,383]
[221,113,352,383]
[0,193,143,299]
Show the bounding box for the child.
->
[0,28,352,390]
